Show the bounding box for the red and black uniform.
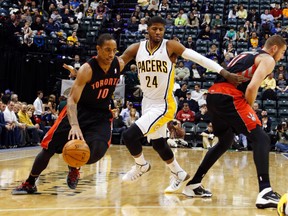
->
[42,57,121,155]
[209,50,269,135]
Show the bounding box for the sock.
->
[167,159,184,174]
[134,153,147,165]
[26,174,38,185]
[187,166,206,185]
[258,174,271,192]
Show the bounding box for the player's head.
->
[264,35,287,62]
[96,33,117,64]
[147,16,166,43]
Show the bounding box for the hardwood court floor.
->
[0,145,287,216]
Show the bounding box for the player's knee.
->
[218,128,234,149]
[151,138,174,161]
[122,124,143,150]
[86,141,108,164]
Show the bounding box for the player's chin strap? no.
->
[181,49,223,74]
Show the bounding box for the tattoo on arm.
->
[67,104,79,126]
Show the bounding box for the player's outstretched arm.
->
[118,43,140,71]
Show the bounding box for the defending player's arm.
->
[67,63,92,141]
[245,55,275,106]
[119,43,140,70]
[63,63,77,78]
[167,40,244,86]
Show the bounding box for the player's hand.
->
[63,64,77,77]
[68,125,85,141]
[220,69,244,86]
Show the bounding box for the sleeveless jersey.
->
[78,57,120,110]
[215,50,269,94]
[135,39,175,100]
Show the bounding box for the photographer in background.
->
[167,119,188,148]
[275,122,288,152]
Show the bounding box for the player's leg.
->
[245,126,281,209]
[122,124,151,182]
[12,149,55,194]
[150,136,190,193]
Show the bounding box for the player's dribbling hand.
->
[220,69,245,86]
[68,125,85,141]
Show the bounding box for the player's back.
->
[135,39,175,100]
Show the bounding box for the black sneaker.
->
[256,187,281,209]
[11,182,37,195]
[182,183,212,197]
[67,167,80,189]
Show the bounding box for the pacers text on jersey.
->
[91,78,119,89]
[137,60,168,73]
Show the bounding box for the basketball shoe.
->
[122,162,151,182]
[67,166,80,189]
[256,187,281,209]
[11,182,37,195]
[164,171,190,193]
[182,183,212,197]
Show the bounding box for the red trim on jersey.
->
[227,54,247,68]
[41,106,68,149]
[209,83,261,131]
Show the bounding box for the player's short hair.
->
[97,33,115,46]
[147,16,166,27]
[264,35,287,49]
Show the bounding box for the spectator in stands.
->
[131,6,144,21]
[195,103,210,124]
[237,26,248,42]
[175,61,190,82]
[221,53,233,69]
[120,101,139,123]
[70,0,80,12]
[200,0,213,14]
[165,13,174,28]
[61,8,79,32]
[200,13,211,29]
[112,108,126,144]
[124,64,141,100]
[90,0,99,10]
[186,12,199,29]
[211,14,223,30]
[283,3,288,18]
[228,5,239,20]
[33,90,44,122]
[31,15,46,37]
[223,26,237,47]
[275,22,282,34]
[253,102,262,119]
[75,4,84,22]
[275,123,288,152]
[179,91,199,113]
[238,4,247,20]
[274,63,288,80]
[250,20,261,36]
[22,9,32,24]
[261,110,272,134]
[223,42,237,58]
[138,17,148,35]
[137,0,149,11]
[183,36,195,50]
[51,9,62,24]
[260,33,270,48]
[125,16,140,38]
[191,83,204,102]
[261,72,277,100]
[260,9,275,34]
[85,6,94,18]
[243,20,252,35]
[247,7,260,23]
[167,119,188,148]
[11,94,18,103]
[125,108,139,128]
[18,103,43,146]
[113,14,124,45]
[176,102,195,124]
[201,122,218,149]
[198,26,211,40]
[190,63,204,81]
[210,27,220,42]
[276,73,288,93]
[270,3,282,21]
[95,1,107,20]
[22,21,33,47]
[159,0,169,12]
[147,0,159,16]
[248,31,260,50]
[206,43,221,62]
[56,0,64,9]
[174,11,187,28]
[44,18,64,38]
[278,27,288,42]
[174,82,188,103]
[67,31,80,47]
[0,101,8,149]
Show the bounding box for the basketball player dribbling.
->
[182,35,286,209]
[12,34,127,194]
[119,16,243,193]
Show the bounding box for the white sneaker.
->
[255,187,280,209]
[122,163,151,182]
[182,183,212,197]
[164,171,190,193]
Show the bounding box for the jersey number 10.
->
[97,88,109,99]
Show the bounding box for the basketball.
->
[62,139,90,167]
[278,193,288,216]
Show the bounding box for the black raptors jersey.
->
[78,56,121,110]
[215,50,269,94]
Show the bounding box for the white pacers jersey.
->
[135,39,177,139]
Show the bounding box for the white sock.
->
[167,159,184,174]
[134,153,147,165]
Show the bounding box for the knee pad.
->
[122,124,144,156]
[151,138,174,161]
[86,140,108,164]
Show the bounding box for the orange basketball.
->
[62,139,90,167]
